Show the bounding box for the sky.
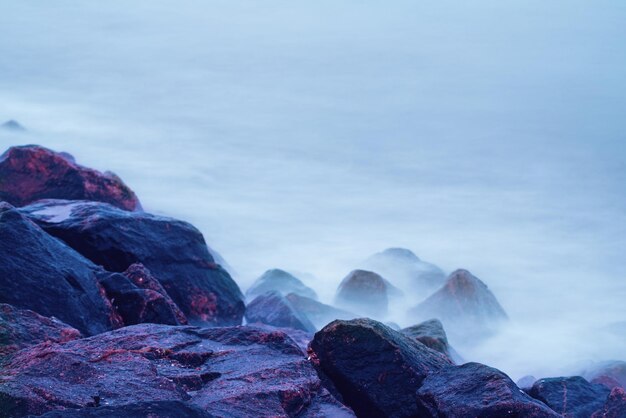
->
[1,0,625,379]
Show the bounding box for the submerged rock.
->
[527,376,611,418]
[0,304,81,357]
[0,145,141,211]
[416,363,559,417]
[401,319,461,363]
[0,202,121,335]
[246,269,318,301]
[409,269,507,338]
[21,200,245,327]
[0,323,354,418]
[245,291,317,333]
[1,120,26,132]
[285,293,355,330]
[334,270,389,318]
[308,318,451,417]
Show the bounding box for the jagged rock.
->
[409,269,507,338]
[0,145,141,211]
[20,200,244,326]
[1,120,26,132]
[0,202,121,335]
[246,269,318,300]
[591,387,626,418]
[401,319,461,363]
[27,401,214,417]
[334,270,389,318]
[361,248,446,299]
[581,360,626,390]
[245,291,316,333]
[0,304,81,357]
[308,318,452,417]
[285,293,355,329]
[0,324,354,418]
[528,376,611,418]
[416,363,560,417]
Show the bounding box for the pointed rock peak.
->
[1,119,26,131]
[247,268,318,300]
[444,269,489,292]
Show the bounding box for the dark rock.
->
[528,376,611,418]
[361,248,445,299]
[27,401,214,418]
[246,269,318,300]
[416,363,560,417]
[409,269,507,338]
[21,200,245,326]
[0,202,121,335]
[0,145,141,211]
[591,387,626,418]
[0,323,354,418]
[308,318,452,418]
[245,291,316,333]
[0,304,81,357]
[582,361,626,390]
[334,270,389,318]
[246,323,313,354]
[401,319,461,363]
[285,293,355,329]
[1,120,26,132]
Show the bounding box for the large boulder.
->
[0,304,81,357]
[0,202,121,335]
[0,145,141,211]
[415,363,559,417]
[527,376,611,418]
[409,269,507,338]
[308,318,452,417]
[20,200,245,326]
[285,293,355,330]
[401,319,461,363]
[592,387,626,418]
[334,270,389,318]
[246,269,318,300]
[245,291,316,333]
[361,248,446,300]
[0,324,354,418]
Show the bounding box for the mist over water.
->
[1,1,625,380]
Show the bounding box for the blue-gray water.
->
[1,1,625,379]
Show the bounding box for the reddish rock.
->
[0,304,81,357]
[591,387,626,418]
[0,145,141,211]
[582,361,626,390]
[0,202,121,335]
[285,293,355,330]
[334,270,389,318]
[528,376,611,418]
[20,200,244,326]
[245,291,317,333]
[0,324,354,418]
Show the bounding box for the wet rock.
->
[416,363,560,417]
[0,304,81,357]
[0,145,141,211]
[591,387,626,418]
[401,319,461,363]
[361,248,445,299]
[0,202,121,335]
[246,269,318,300]
[334,270,389,318]
[27,401,214,418]
[308,318,452,418]
[285,293,355,330]
[409,269,507,338]
[21,200,244,326]
[245,291,316,333]
[528,376,611,418]
[0,323,354,418]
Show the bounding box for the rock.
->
[528,376,611,418]
[1,120,26,132]
[0,323,353,418]
[285,293,355,330]
[401,319,461,363]
[246,269,318,300]
[0,304,81,357]
[0,145,141,211]
[416,363,560,417]
[591,387,626,418]
[20,200,245,327]
[27,401,214,418]
[308,318,452,417]
[582,360,626,390]
[245,291,316,333]
[361,248,446,299]
[517,375,538,390]
[334,270,389,318]
[409,269,507,338]
[0,202,121,335]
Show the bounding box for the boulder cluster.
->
[0,145,623,417]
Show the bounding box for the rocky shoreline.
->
[0,145,624,417]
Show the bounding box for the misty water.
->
[1,1,625,381]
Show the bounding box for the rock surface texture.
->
[527,376,611,418]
